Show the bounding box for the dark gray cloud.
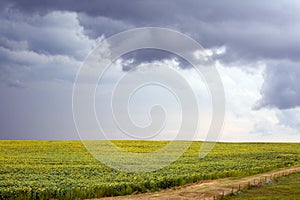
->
[0,10,95,87]
[0,44,79,87]
[0,0,299,122]
[255,61,300,109]
[277,108,300,130]
[2,0,300,62]
[120,49,191,71]
[0,10,94,60]
[77,13,133,39]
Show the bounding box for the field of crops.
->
[1,140,300,200]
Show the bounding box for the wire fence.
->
[204,167,300,200]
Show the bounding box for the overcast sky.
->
[0,0,299,142]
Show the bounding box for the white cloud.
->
[0,10,100,59]
[0,10,105,87]
[217,62,300,142]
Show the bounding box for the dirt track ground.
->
[96,166,300,200]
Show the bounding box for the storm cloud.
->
[1,0,299,109]
[2,0,300,61]
[255,61,300,109]
[0,1,299,140]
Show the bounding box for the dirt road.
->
[96,166,300,200]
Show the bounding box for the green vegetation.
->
[223,172,300,200]
[1,140,300,200]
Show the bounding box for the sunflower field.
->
[1,140,299,199]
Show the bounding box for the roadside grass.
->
[223,172,300,200]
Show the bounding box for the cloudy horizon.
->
[0,1,299,142]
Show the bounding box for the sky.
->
[0,0,299,142]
